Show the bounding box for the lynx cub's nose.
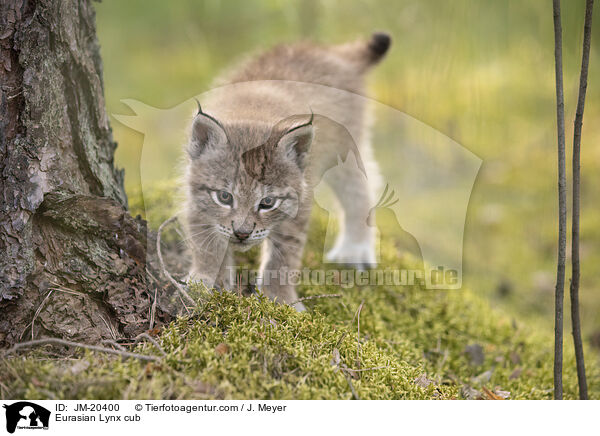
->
[234,230,251,241]
[232,221,255,241]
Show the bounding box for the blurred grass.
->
[96,1,600,349]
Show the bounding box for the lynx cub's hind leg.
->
[324,145,379,269]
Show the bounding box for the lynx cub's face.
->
[185,111,314,252]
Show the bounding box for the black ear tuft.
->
[189,112,227,159]
[278,122,314,170]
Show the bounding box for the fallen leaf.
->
[31,377,44,387]
[143,362,155,376]
[482,386,504,400]
[215,343,230,356]
[343,366,360,380]
[147,327,161,337]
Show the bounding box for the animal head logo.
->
[114,80,481,291]
[3,402,50,433]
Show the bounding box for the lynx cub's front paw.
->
[186,270,232,291]
[291,301,307,312]
[326,234,377,269]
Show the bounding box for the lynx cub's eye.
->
[258,196,281,211]
[211,190,233,207]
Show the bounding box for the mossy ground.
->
[1,186,598,400]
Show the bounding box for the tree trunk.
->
[0,0,172,347]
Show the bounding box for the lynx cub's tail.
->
[333,32,392,71]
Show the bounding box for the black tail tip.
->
[368,32,391,59]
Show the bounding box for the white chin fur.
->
[230,239,260,252]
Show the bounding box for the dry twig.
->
[21,282,92,340]
[355,300,365,369]
[146,267,161,329]
[157,215,195,307]
[290,293,343,305]
[341,366,360,400]
[3,338,160,362]
[101,339,127,352]
[552,0,567,400]
[134,333,167,357]
[20,289,54,340]
[570,0,594,400]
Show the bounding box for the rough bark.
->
[0,0,173,347]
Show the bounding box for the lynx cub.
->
[184,33,391,310]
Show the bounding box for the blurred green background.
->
[95,1,600,350]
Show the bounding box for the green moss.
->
[2,188,598,400]
[1,289,441,400]
[2,281,598,399]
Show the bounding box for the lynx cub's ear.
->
[278,116,314,170]
[189,110,227,159]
